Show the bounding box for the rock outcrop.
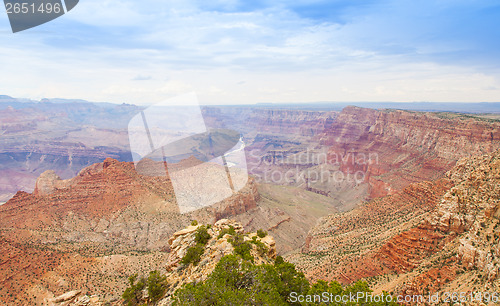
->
[292,178,453,282]
[160,219,276,303]
[220,106,500,214]
[0,158,258,240]
[244,109,337,137]
[25,220,276,306]
[2,103,500,304]
[0,101,139,202]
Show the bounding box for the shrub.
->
[181,224,212,266]
[228,234,254,262]
[190,220,198,226]
[147,270,167,303]
[122,274,146,306]
[251,236,268,255]
[194,225,211,245]
[217,225,236,239]
[173,255,298,305]
[173,255,395,305]
[122,271,168,305]
[257,229,267,238]
[181,244,205,266]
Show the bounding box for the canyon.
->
[290,148,500,298]
[0,97,139,202]
[1,98,500,304]
[0,157,260,304]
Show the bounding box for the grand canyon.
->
[1,96,499,305]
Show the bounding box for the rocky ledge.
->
[160,219,276,303]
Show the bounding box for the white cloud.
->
[0,0,499,104]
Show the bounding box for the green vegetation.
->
[217,225,236,239]
[194,225,211,245]
[173,255,399,305]
[221,227,269,261]
[122,274,146,306]
[257,229,268,238]
[123,224,400,305]
[433,111,500,123]
[190,220,198,226]
[180,225,212,266]
[122,270,167,305]
[228,233,254,262]
[251,236,268,255]
[173,255,299,305]
[180,244,205,265]
[147,271,167,304]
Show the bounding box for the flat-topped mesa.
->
[247,109,338,137]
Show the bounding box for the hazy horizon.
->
[3,94,500,114]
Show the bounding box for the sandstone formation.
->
[0,158,260,305]
[290,178,453,282]
[5,102,497,209]
[2,102,500,305]
[202,107,337,138]
[210,106,500,214]
[322,106,500,199]
[291,148,500,298]
[0,102,137,202]
[33,220,277,306]
[0,157,259,243]
[0,153,337,304]
[159,219,276,305]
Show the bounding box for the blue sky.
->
[0,0,499,105]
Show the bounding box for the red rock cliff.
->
[0,158,259,248]
[323,106,500,198]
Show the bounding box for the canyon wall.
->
[0,158,259,250]
[0,102,137,202]
[203,107,337,138]
[322,106,500,198]
[291,148,500,296]
[0,157,261,305]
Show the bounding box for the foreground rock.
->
[158,219,276,304]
